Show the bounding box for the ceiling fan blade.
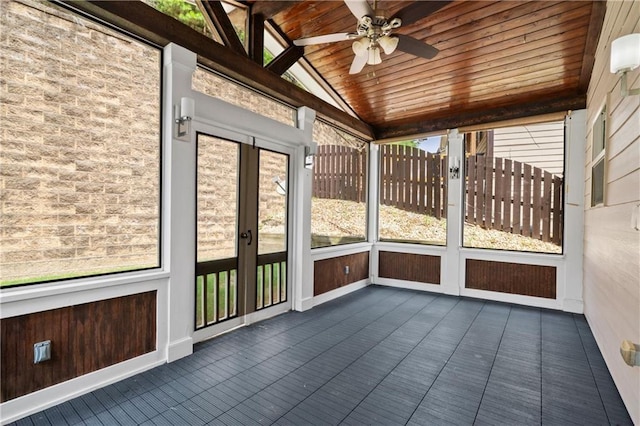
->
[396,34,439,60]
[344,0,374,20]
[391,1,452,27]
[293,33,352,46]
[349,53,368,74]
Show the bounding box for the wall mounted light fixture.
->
[304,142,318,169]
[175,97,195,138]
[610,33,640,97]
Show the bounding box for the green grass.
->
[0,265,153,288]
[196,270,237,327]
[197,262,286,327]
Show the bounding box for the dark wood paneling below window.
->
[314,252,369,296]
[378,251,441,284]
[1,291,157,402]
[465,259,556,299]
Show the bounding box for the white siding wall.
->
[493,121,565,175]
[584,1,640,423]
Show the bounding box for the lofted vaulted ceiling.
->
[67,0,605,141]
[249,0,605,139]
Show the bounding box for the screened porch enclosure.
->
[312,122,565,253]
[2,0,637,424]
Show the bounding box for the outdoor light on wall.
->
[610,33,640,97]
[305,142,318,169]
[175,97,195,138]
[449,156,460,179]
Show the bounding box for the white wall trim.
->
[460,287,562,310]
[306,279,369,309]
[0,273,169,318]
[374,277,443,294]
[562,298,584,314]
[459,247,565,267]
[310,242,373,261]
[374,242,447,256]
[167,336,194,362]
[0,352,165,426]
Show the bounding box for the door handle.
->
[240,230,252,245]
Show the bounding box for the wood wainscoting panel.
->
[465,259,556,298]
[1,291,156,402]
[378,251,441,284]
[314,252,369,296]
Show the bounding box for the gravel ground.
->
[312,198,562,254]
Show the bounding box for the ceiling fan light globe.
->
[352,39,368,57]
[379,35,399,54]
[367,46,382,65]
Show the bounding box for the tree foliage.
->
[393,140,419,148]
[151,0,211,36]
[150,0,304,88]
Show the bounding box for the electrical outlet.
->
[34,340,51,364]
[344,265,350,275]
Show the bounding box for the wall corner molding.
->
[167,337,193,363]
[563,298,584,314]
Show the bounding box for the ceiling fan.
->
[293,0,451,74]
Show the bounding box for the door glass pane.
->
[258,150,288,255]
[196,135,239,329]
[256,149,288,310]
[197,135,239,262]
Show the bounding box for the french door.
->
[195,133,290,331]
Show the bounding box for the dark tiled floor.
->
[14,286,632,425]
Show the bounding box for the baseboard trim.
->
[311,280,369,308]
[562,298,584,314]
[1,352,164,425]
[167,336,193,362]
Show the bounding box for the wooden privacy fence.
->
[313,145,563,244]
[466,155,563,244]
[313,144,367,202]
[379,144,448,219]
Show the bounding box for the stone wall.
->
[0,0,366,284]
[1,0,161,284]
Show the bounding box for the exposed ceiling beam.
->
[198,0,247,56]
[60,0,373,140]
[265,19,359,119]
[249,12,265,65]
[578,0,606,91]
[374,93,586,141]
[250,1,296,19]
[266,45,305,76]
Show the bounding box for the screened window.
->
[378,137,448,245]
[591,108,606,206]
[311,121,368,248]
[463,122,564,254]
[0,1,161,287]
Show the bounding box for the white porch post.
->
[368,144,380,283]
[293,107,315,311]
[164,43,197,361]
[562,109,586,313]
[442,129,465,295]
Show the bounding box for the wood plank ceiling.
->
[249,0,604,139]
[69,0,605,141]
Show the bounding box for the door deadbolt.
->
[240,230,252,245]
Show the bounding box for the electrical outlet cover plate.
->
[34,340,51,364]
